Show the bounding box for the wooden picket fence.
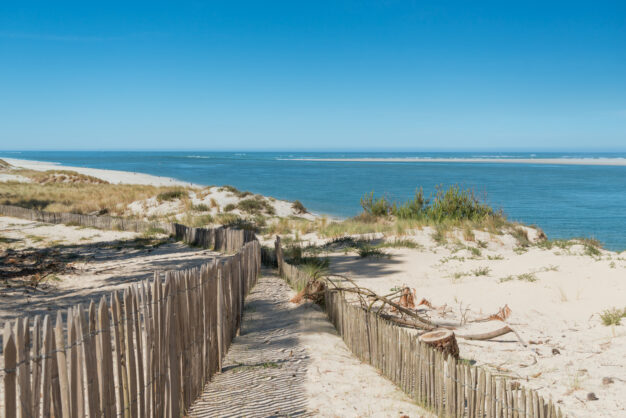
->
[275,245,565,418]
[0,204,256,253]
[1,237,261,418]
[0,205,171,235]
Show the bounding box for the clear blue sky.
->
[1,1,624,150]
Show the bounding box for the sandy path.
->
[189,271,428,417]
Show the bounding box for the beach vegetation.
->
[357,244,389,258]
[432,225,449,245]
[600,307,626,326]
[237,198,276,215]
[499,272,537,283]
[216,213,241,226]
[580,238,602,257]
[142,226,168,238]
[291,200,307,214]
[223,203,236,212]
[191,203,210,212]
[220,185,253,198]
[379,238,422,250]
[157,188,187,202]
[472,266,490,276]
[511,227,531,247]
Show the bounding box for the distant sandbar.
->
[284,157,626,166]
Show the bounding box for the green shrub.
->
[292,200,307,214]
[157,189,186,202]
[224,203,236,212]
[192,203,210,212]
[238,198,275,215]
[360,185,501,224]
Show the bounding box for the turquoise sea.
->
[1,151,625,251]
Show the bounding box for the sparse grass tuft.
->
[511,226,531,247]
[379,239,422,250]
[600,307,626,326]
[499,272,537,283]
[472,266,490,276]
[357,245,389,258]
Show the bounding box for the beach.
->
[3,151,625,251]
[1,157,625,417]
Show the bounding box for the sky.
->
[0,1,625,151]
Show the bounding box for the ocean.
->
[2,151,625,251]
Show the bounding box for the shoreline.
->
[281,157,626,166]
[2,157,202,187]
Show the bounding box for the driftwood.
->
[420,329,459,359]
[456,325,513,340]
[326,275,436,330]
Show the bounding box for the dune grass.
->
[600,307,626,326]
[0,178,193,216]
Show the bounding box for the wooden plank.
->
[54,311,71,418]
[131,286,146,418]
[68,310,83,418]
[15,318,32,418]
[40,315,52,418]
[123,290,138,417]
[84,302,101,417]
[48,315,63,418]
[31,316,42,418]
[98,297,116,418]
[111,292,127,417]
[3,322,17,418]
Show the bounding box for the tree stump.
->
[420,329,459,359]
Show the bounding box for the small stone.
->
[602,377,614,385]
[587,392,598,401]
[552,348,560,355]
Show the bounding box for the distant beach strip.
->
[280,157,626,166]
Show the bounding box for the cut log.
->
[420,329,459,359]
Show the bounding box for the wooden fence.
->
[1,237,261,418]
[0,205,171,235]
[275,246,565,418]
[0,204,256,253]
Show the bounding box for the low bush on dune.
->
[291,200,307,214]
[238,198,275,215]
[361,185,501,223]
[157,189,187,202]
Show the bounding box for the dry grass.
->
[0,176,193,217]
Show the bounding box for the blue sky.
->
[1,1,624,150]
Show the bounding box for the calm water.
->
[2,151,625,251]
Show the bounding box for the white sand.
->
[284,157,626,166]
[2,157,199,187]
[323,229,626,417]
